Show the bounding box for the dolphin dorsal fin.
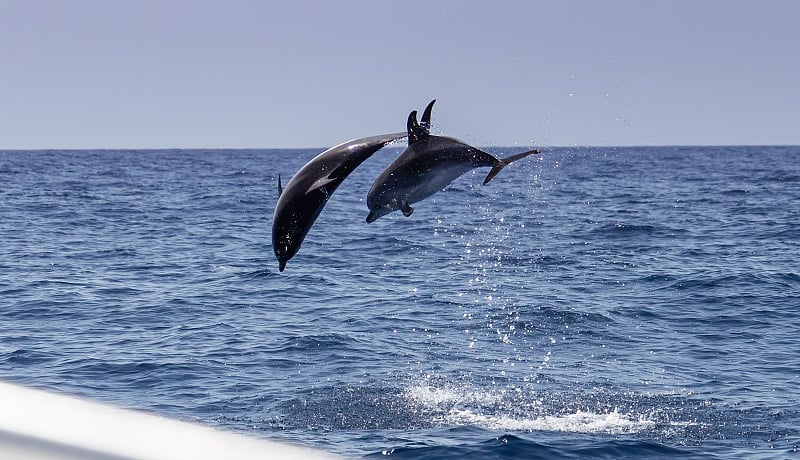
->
[407,110,422,144]
[277,174,283,197]
[420,99,436,133]
[408,100,436,144]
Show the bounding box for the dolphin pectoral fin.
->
[324,133,407,186]
[401,203,414,217]
[307,175,338,194]
[483,149,541,185]
[277,174,283,197]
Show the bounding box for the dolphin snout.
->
[366,208,390,223]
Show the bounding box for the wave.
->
[592,222,660,238]
[369,434,705,460]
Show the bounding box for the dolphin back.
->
[483,149,540,185]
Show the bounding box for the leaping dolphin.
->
[272,132,406,271]
[366,100,539,223]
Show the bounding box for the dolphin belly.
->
[405,163,475,204]
[366,158,476,223]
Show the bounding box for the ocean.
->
[1,145,798,459]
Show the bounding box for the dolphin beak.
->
[366,212,378,224]
[279,261,286,272]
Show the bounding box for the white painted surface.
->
[0,381,339,460]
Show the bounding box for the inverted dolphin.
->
[366,100,539,223]
[272,132,406,271]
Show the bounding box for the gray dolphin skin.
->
[272,133,406,271]
[366,100,540,223]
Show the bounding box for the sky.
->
[1,0,798,149]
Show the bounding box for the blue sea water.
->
[1,145,798,459]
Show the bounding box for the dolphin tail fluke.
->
[483,149,540,185]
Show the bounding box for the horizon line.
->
[2,144,798,152]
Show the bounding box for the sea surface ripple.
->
[1,146,798,459]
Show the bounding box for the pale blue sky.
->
[1,0,798,149]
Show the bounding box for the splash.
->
[404,383,502,407]
[446,408,654,435]
[404,382,654,435]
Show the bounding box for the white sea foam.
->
[404,383,654,435]
[404,384,503,406]
[445,408,654,434]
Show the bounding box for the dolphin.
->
[366,100,539,223]
[272,132,406,271]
